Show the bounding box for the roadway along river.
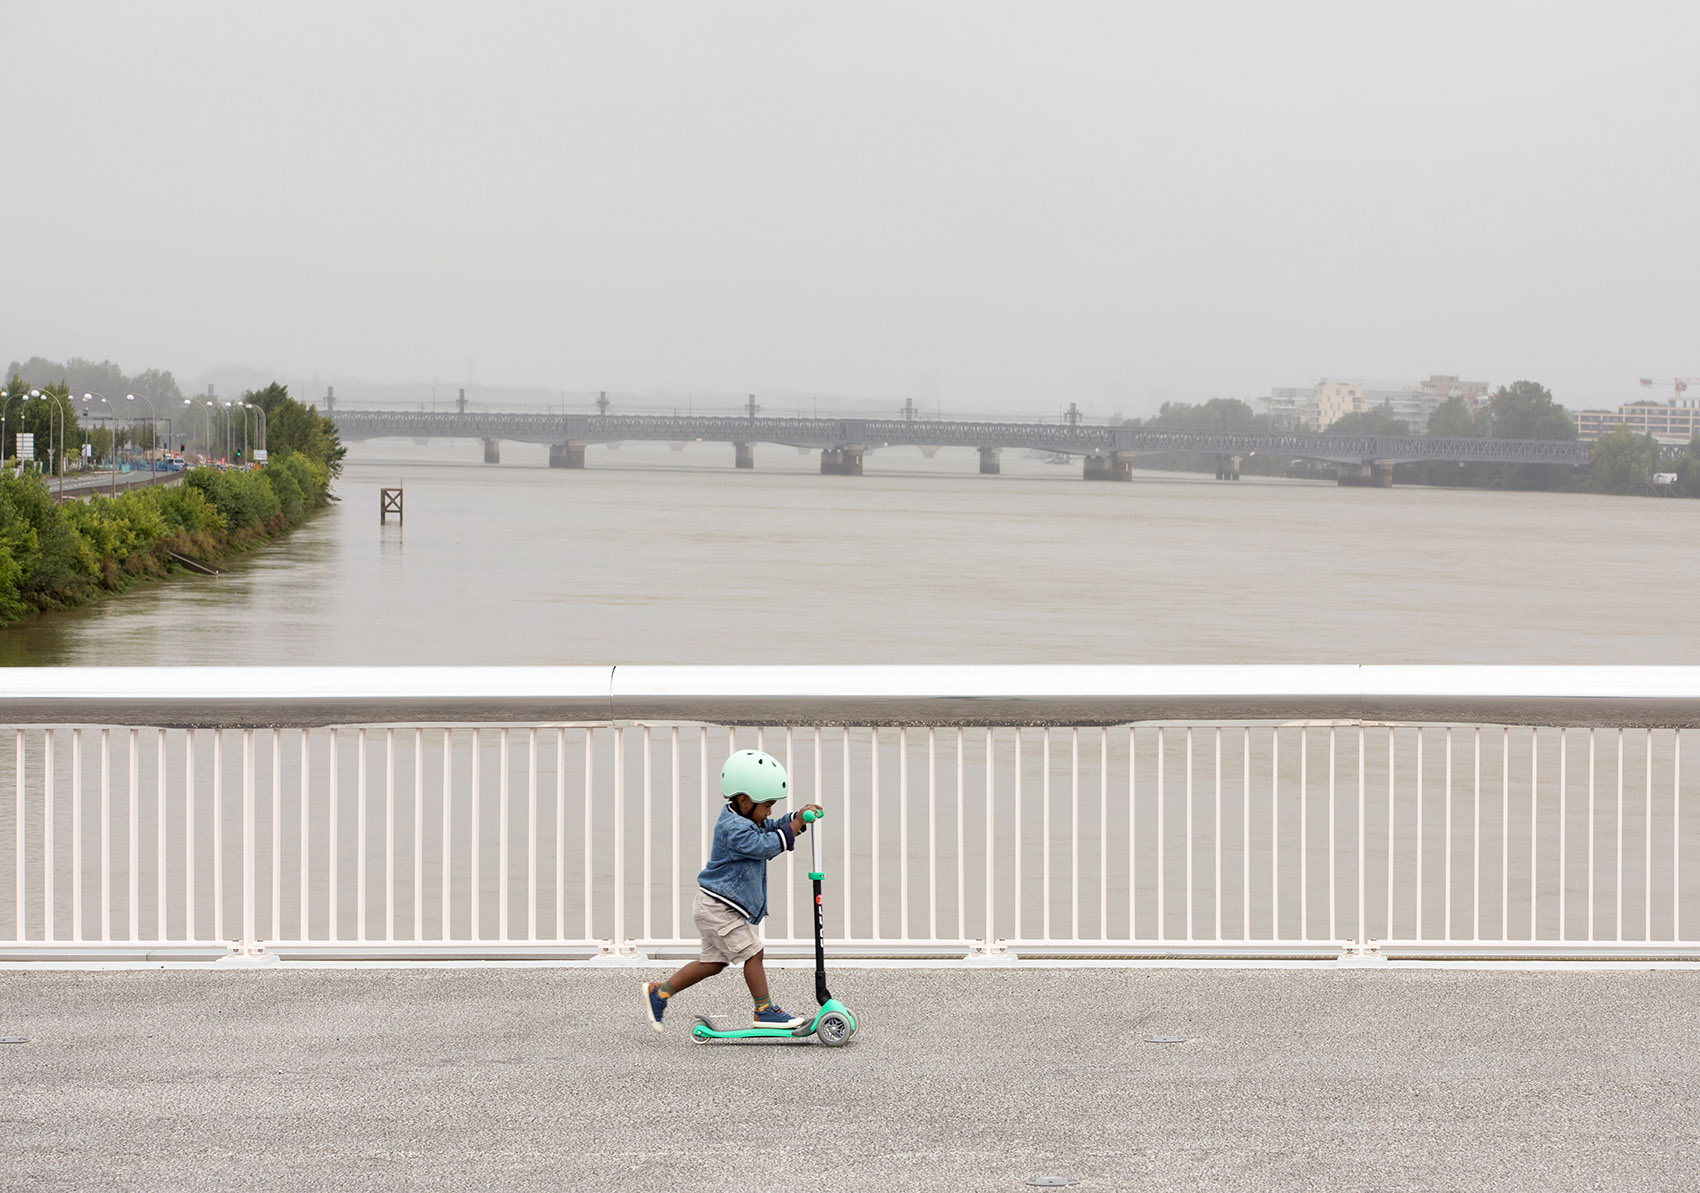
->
[1,437,1694,666]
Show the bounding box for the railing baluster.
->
[328,728,338,944]
[72,728,82,944]
[415,729,424,943]
[785,727,795,943]
[241,729,256,955]
[613,725,625,949]
[584,728,595,942]
[1242,727,1250,942]
[1128,727,1137,940]
[641,725,651,944]
[1442,727,1451,944]
[842,728,852,940]
[900,727,910,942]
[101,723,112,951]
[1472,727,1480,942]
[1041,727,1052,940]
[957,728,967,945]
[272,729,283,945]
[1675,731,1683,942]
[556,728,567,942]
[213,729,224,944]
[1072,727,1081,941]
[498,727,510,944]
[1386,727,1395,941]
[441,730,452,942]
[1327,726,1335,943]
[527,728,538,943]
[357,728,368,946]
[1530,728,1538,942]
[871,728,880,941]
[1213,727,1221,942]
[984,727,995,948]
[1501,727,1509,944]
[1185,727,1193,943]
[44,730,55,944]
[1270,728,1278,942]
[1357,725,1365,947]
[1298,728,1306,942]
[1559,729,1568,941]
[385,728,396,943]
[1616,728,1624,942]
[673,727,682,944]
[126,727,138,944]
[1588,729,1596,943]
[928,727,938,943]
[1101,728,1110,943]
[13,729,23,942]
[1645,729,1653,943]
[470,728,480,943]
[1156,727,1165,941]
[1014,729,1023,942]
[300,731,310,943]
[1413,729,1421,942]
[157,729,167,943]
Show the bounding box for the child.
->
[644,748,821,1032]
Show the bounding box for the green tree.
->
[245,382,347,477]
[1326,404,1408,436]
[1484,380,1576,441]
[1582,425,1665,494]
[1426,396,1480,437]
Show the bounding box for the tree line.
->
[0,382,344,627]
[1121,382,1698,495]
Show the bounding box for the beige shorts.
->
[694,888,764,966]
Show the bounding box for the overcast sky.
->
[4,2,1698,415]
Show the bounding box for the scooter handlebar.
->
[802,808,823,823]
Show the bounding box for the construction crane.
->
[1639,378,1699,401]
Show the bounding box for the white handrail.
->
[2,665,1699,727]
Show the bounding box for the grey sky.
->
[4,1,1697,415]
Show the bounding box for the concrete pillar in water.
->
[549,442,586,469]
[1082,452,1133,481]
[978,447,1001,475]
[1214,454,1242,480]
[482,438,500,465]
[820,446,865,476]
[734,442,756,469]
[1336,462,1393,487]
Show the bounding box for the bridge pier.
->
[549,442,586,469]
[1336,462,1394,487]
[734,442,755,470]
[820,446,864,476]
[1215,454,1241,480]
[978,447,1001,475]
[1083,452,1133,482]
[482,438,500,465]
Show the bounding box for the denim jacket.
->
[696,804,800,924]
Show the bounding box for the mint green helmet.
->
[720,749,789,804]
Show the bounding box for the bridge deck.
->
[329,410,1592,466]
[5,964,1695,1190]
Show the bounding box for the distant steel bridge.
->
[329,409,1593,482]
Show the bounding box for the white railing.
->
[1,666,1698,962]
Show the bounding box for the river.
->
[2,438,1693,666]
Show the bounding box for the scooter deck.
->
[691,1013,815,1043]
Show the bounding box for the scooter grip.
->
[802,809,824,823]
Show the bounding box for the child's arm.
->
[720,813,796,860]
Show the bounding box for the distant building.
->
[1574,399,1700,444]
[1261,374,1490,432]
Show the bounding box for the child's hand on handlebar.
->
[791,804,824,832]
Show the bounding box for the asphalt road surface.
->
[4,965,1698,1191]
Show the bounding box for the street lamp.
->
[0,386,26,473]
[244,403,268,464]
[26,390,69,499]
[124,393,160,484]
[82,392,120,495]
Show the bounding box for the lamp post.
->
[244,403,268,464]
[82,392,120,495]
[124,393,160,484]
[26,390,69,499]
[0,387,25,473]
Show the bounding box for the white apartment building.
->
[1574,399,1700,444]
[1262,374,1491,432]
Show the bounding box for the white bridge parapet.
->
[2,666,1696,964]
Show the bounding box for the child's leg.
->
[741,950,770,1005]
[652,960,724,999]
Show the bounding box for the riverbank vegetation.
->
[0,383,342,627]
[1122,382,1700,496]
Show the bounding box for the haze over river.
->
[2,439,1693,667]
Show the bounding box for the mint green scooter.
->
[691,809,859,1046]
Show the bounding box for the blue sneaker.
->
[643,982,667,1033]
[753,1004,806,1029]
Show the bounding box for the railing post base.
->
[216,943,280,968]
[585,940,648,966]
[1338,940,1387,967]
[964,940,1016,964]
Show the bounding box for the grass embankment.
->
[0,455,332,627]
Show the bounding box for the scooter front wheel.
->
[815,1012,852,1047]
[690,1023,712,1045]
